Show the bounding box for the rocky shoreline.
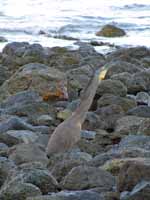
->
[0,42,150,199]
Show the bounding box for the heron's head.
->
[95,66,108,81]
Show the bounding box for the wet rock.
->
[27,190,104,200]
[0,130,39,146]
[0,182,41,200]
[8,143,48,166]
[97,94,136,112]
[120,181,150,200]
[115,115,144,135]
[104,61,143,79]
[0,36,8,42]
[61,165,115,191]
[127,105,150,118]
[0,63,68,102]
[35,115,53,126]
[97,79,127,97]
[117,158,150,192]
[96,24,126,37]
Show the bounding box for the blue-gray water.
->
[0,0,150,52]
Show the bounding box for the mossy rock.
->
[96,24,126,37]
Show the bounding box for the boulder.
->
[96,24,126,37]
[8,143,48,166]
[127,105,150,118]
[135,92,150,105]
[0,36,8,42]
[0,182,41,200]
[97,79,127,97]
[0,130,39,146]
[114,115,144,135]
[0,63,68,102]
[117,158,150,192]
[138,118,150,135]
[120,181,150,200]
[97,94,136,112]
[61,165,115,191]
[0,64,11,85]
[104,61,143,79]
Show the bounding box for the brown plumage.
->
[46,66,107,156]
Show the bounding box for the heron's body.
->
[46,66,107,156]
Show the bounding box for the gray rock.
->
[104,61,143,79]
[138,118,150,135]
[97,94,137,112]
[81,130,96,139]
[0,157,17,187]
[0,36,8,42]
[0,63,68,102]
[136,92,150,105]
[115,115,144,135]
[27,190,104,200]
[97,79,127,97]
[61,165,115,191]
[0,130,39,146]
[120,181,150,200]
[0,182,41,200]
[0,64,11,85]
[127,105,150,118]
[117,158,150,192]
[8,143,48,166]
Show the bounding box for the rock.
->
[118,135,150,151]
[0,36,8,42]
[138,118,150,135]
[48,151,92,181]
[35,115,53,126]
[14,168,58,194]
[0,63,68,102]
[97,94,136,112]
[61,165,115,191]
[8,143,48,166]
[97,79,127,97]
[81,130,96,140]
[0,64,11,85]
[0,116,49,135]
[101,157,146,176]
[0,130,39,146]
[114,115,144,135]
[127,105,150,118]
[95,104,125,131]
[117,158,150,192]
[107,46,150,62]
[27,190,104,200]
[0,143,9,156]
[77,129,112,156]
[136,92,150,105]
[120,181,150,200]
[96,24,126,37]
[0,157,17,187]
[0,182,41,200]
[104,61,143,79]
[67,65,95,100]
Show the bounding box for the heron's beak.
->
[99,67,108,80]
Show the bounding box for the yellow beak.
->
[99,67,108,80]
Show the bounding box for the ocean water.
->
[0,0,150,52]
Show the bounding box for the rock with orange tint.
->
[0,63,68,102]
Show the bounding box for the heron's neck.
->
[72,74,100,125]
